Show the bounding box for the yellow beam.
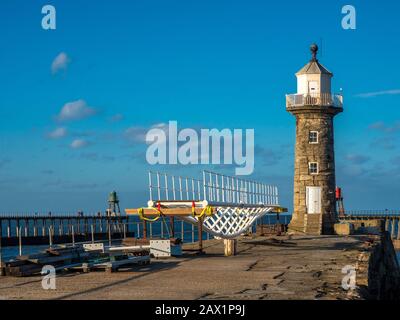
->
[125,207,216,217]
[126,206,288,216]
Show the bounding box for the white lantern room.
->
[295,44,333,96]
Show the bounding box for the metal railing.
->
[148,171,203,202]
[148,170,279,206]
[202,171,278,206]
[0,213,126,218]
[342,210,400,217]
[286,93,343,109]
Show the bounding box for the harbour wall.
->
[355,231,400,300]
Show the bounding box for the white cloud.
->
[51,52,70,74]
[368,121,385,130]
[345,154,370,165]
[341,164,367,177]
[355,89,400,98]
[152,123,168,129]
[70,139,89,149]
[56,100,97,122]
[47,127,67,139]
[368,121,400,133]
[124,123,168,143]
[109,114,124,122]
[125,127,147,143]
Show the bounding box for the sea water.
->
[1,245,50,261]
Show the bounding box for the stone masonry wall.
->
[288,107,340,234]
[355,232,400,300]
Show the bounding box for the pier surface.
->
[0,235,395,300]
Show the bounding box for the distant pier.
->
[0,214,132,247]
[340,210,400,249]
[0,212,219,249]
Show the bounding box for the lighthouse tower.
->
[286,44,343,235]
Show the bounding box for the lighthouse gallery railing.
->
[286,93,343,109]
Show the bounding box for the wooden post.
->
[181,220,184,241]
[7,219,10,238]
[260,216,264,235]
[51,218,54,237]
[93,218,97,237]
[397,218,400,240]
[24,219,28,237]
[108,221,112,246]
[91,224,95,244]
[170,217,175,238]
[16,219,20,238]
[391,218,396,239]
[18,227,22,256]
[385,218,390,232]
[142,220,147,240]
[49,226,53,248]
[33,219,37,237]
[198,217,203,253]
[42,219,46,236]
[60,219,64,236]
[224,239,237,256]
[77,218,81,234]
[85,218,88,234]
[72,225,75,247]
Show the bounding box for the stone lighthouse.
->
[287,44,343,235]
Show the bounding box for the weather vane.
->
[310,43,318,61]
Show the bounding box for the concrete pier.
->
[0,234,398,300]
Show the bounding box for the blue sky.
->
[0,0,399,213]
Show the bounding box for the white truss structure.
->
[181,206,275,239]
[147,171,281,239]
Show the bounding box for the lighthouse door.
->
[306,187,321,214]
